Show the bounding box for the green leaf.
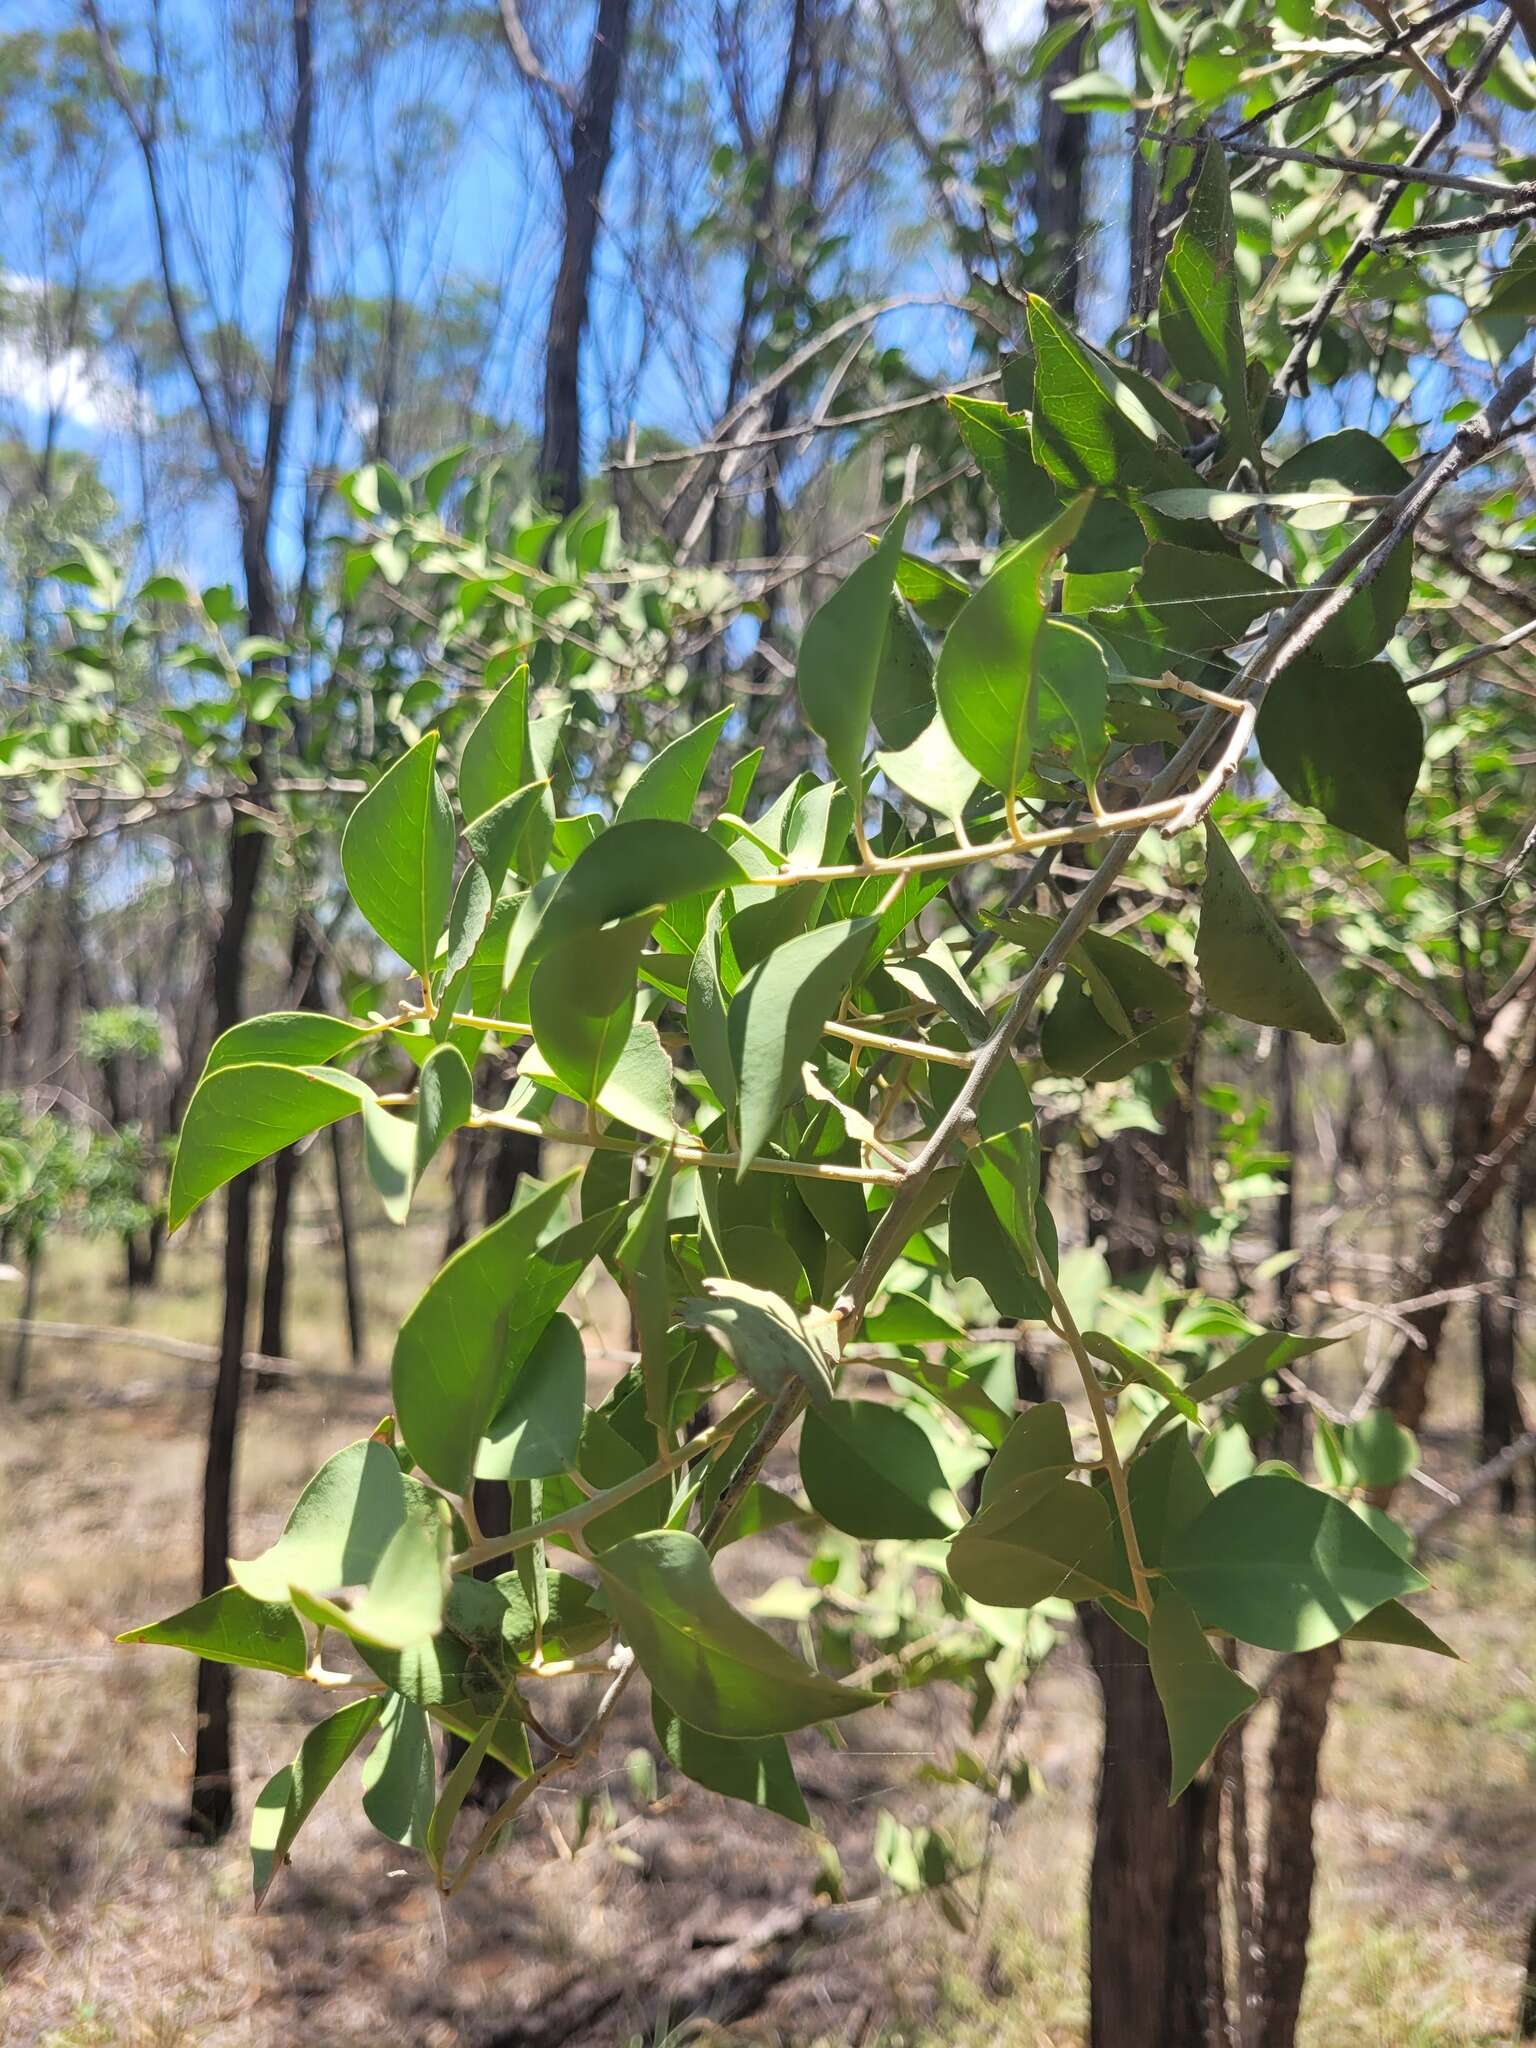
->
[1256,655,1422,860]
[1118,543,1280,656]
[341,733,455,979]
[1164,1475,1426,1651]
[392,1171,579,1493]
[459,663,533,824]
[1001,910,1192,1082]
[1197,823,1344,1044]
[1128,1428,1214,1566]
[201,1013,370,1076]
[618,1151,677,1432]
[1343,1411,1420,1490]
[533,821,744,963]
[864,1291,969,1346]
[169,1063,370,1230]
[251,1695,386,1905]
[1148,1585,1257,1801]
[679,1278,836,1408]
[947,1469,1128,1606]
[893,549,971,627]
[463,780,551,894]
[1271,434,1411,665]
[363,1043,473,1226]
[1158,142,1253,452]
[935,498,1098,796]
[797,505,911,801]
[1343,1599,1456,1658]
[686,896,737,1117]
[117,1584,308,1676]
[1087,1333,1201,1425]
[293,1493,451,1650]
[875,708,979,827]
[530,917,649,1107]
[946,396,1059,542]
[362,1695,436,1848]
[595,1531,879,1737]
[873,597,937,751]
[652,1697,810,1826]
[727,917,876,1171]
[477,1311,587,1481]
[947,1161,1053,1321]
[1483,232,1536,317]
[981,1401,1076,1508]
[617,707,732,824]
[801,1398,961,1539]
[1025,296,1194,500]
[230,1436,440,1607]
[426,1708,502,1881]
[1183,1329,1336,1404]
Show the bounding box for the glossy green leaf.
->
[118,1584,308,1676]
[797,505,911,799]
[800,1398,961,1539]
[947,1469,1127,1606]
[935,498,1097,795]
[1256,655,1422,860]
[169,1063,370,1231]
[201,1013,369,1076]
[251,1695,386,1904]
[618,1151,677,1432]
[727,916,876,1171]
[617,707,732,824]
[1165,1475,1426,1650]
[459,662,533,824]
[864,1291,969,1346]
[341,733,455,978]
[1025,295,1195,499]
[392,1170,579,1492]
[1197,823,1344,1044]
[679,1278,836,1408]
[533,821,744,963]
[596,1531,880,1738]
[875,707,979,826]
[1148,1585,1257,1801]
[362,1695,436,1848]
[947,394,1060,539]
[1343,1599,1456,1658]
[981,1401,1076,1508]
[652,1697,809,1826]
[476,1312,587,1481]
[1158,142,1252,451]
[1271,434,1411,665]
[530,915,649,1106]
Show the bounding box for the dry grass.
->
[1,1198,1533,2046]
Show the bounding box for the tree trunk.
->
[188,728,273,1845]
[8,1243,42,1399]
[330,1121,367,1368]
[1032,0,1090,317]
[257,1142,302,1370]
[1084,1608,1224,2046]
[539,0,634,511]
[1518,1898,1536,2036]
[1256,1645,1339,2048]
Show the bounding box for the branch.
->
[495,0,579,112]
[1146,131,1528,200]
[82,0,254,503]
[255,0,316,554]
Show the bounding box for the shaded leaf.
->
[1197,823,1344,1044]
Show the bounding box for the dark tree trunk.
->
[1033,0,1090,317]
[1084,1608,1224,2047]
[257,914,323,1375]
[539,0,633,511]
[8,1244,42,1399]
[444,1127,482,1261]
[1256,1645,1339,2048]
[1519,1898,1536,2036]
[330,1122,367,1368]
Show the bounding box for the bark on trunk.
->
[8,1244,42,1399]
[1084,1608,1224,2046]
[539,0,633,512]
[1033,0,1090,317]
[1256,1645,1340,2048]
[330,1122,367,1368]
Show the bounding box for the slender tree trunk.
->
[444,1127,483,1261]
[257,915,323,1373]
[1033,0,1090,317]
[538,0,634,511]
[1518,1899,1536,2036]
[330,1122,367,1368]
[8,1242,42,1399]
[1255,1646,1339,2048]
[189,798,268,1841]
